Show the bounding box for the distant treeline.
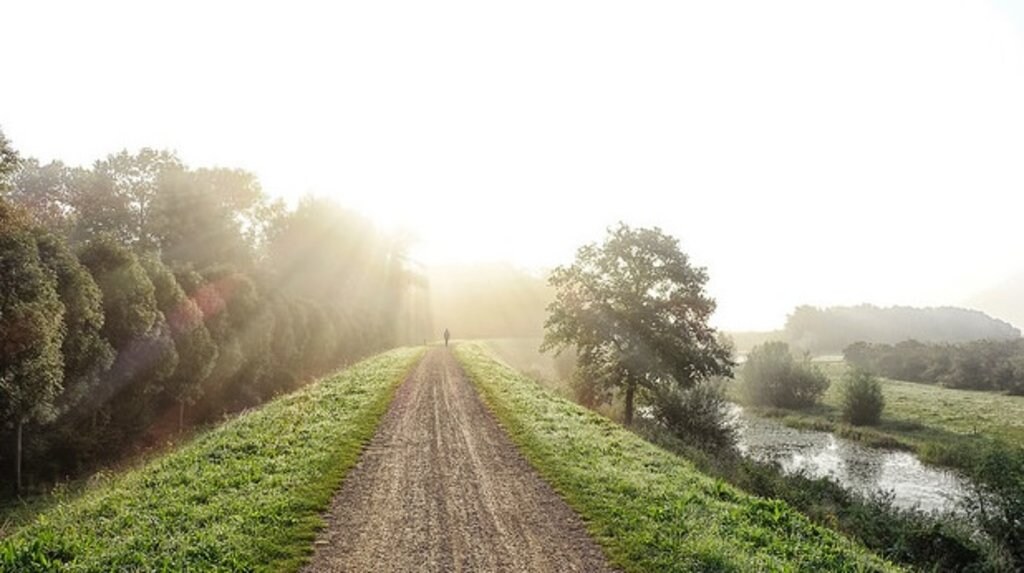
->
[784,304,1019,353]
[844,339,1024,394]
[0,129,429,491]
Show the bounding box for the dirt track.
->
[303,347,614,572]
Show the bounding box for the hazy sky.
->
[4,0,1024,330]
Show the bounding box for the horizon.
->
[4,0,1024,331]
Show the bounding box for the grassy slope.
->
[744,361,1024,465]
[455,343,895,573]
[0,347,423,572]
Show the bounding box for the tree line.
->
[0,129,429,493]
[844,338,1024,394]
[784,304,1019,354]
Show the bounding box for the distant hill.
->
[783,304,1020,353]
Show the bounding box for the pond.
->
[731,405,972,513]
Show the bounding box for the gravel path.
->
[303,347,614,572]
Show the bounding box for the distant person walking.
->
[443,328,450,347]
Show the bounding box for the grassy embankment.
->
[455,343,895,572]
[744,360,1024,468]
[0,347,423,572]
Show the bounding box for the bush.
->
[648,381,736,451]
[741,342,829,409]
[840,369,885,426]
[962,441,1024,569]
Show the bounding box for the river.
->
[731,405,972,513]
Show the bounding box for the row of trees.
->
[844,339,1024,394]
[784,304,1019,354]
[0,129,429,492]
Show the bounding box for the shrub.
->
[840,369,885,426]
[961,441,1024,569]
[648,381,736,451]
[741,341,829,409]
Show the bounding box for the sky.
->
[3,0,1024,331]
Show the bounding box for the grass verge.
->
[0,347,423,572]
[455,343,895,572]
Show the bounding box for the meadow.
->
[747,360,1024,468]
[0,348,422,572]
[456,343,895,572]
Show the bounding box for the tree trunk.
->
[624,381,635,426]
[178,400,185,434]
[15,420,23,494]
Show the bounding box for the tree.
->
[741,341,829,409]
[78,236,176,437]
[542,223,733,426]
[840,369,885,426]
[151,167,267,270]
[0,199,65,492]
[78,236,158,349]
[140,255,217,431]
[0,128,18,193]
[9,159,83,234]
[72,149,183,248]
[33,230,115,416]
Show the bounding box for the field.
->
[743,360,1024,467]
[0,347,422,572]
[455,343,895,572]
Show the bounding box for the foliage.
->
[741,342,829,409]
[139,254,217,411]
[0,348,421,571]
[0,134,422,492]
[456,344,894,572]
[542,223,733,426]
[646,381,737,451]
[152,167,267,270]
[845,339,1024,394]
[263,196,427,347]
[72,149,183,249]
[839,369,885,426]
[77,236,159,349]
[785,304,1019,354]
[7,159,83,234]
[961,441,1024,568]
[0,199,65,490]
[0,129,18,193]
[32,230,115,415]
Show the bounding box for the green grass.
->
[0,347,423,572]
[739,360,1024,469]
[455,343,896,572]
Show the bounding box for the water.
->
[731,405,972,513]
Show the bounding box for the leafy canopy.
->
[542,223,732,424]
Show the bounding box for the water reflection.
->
[731,405,970,513]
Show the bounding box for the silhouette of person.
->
[443,328,450,347]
